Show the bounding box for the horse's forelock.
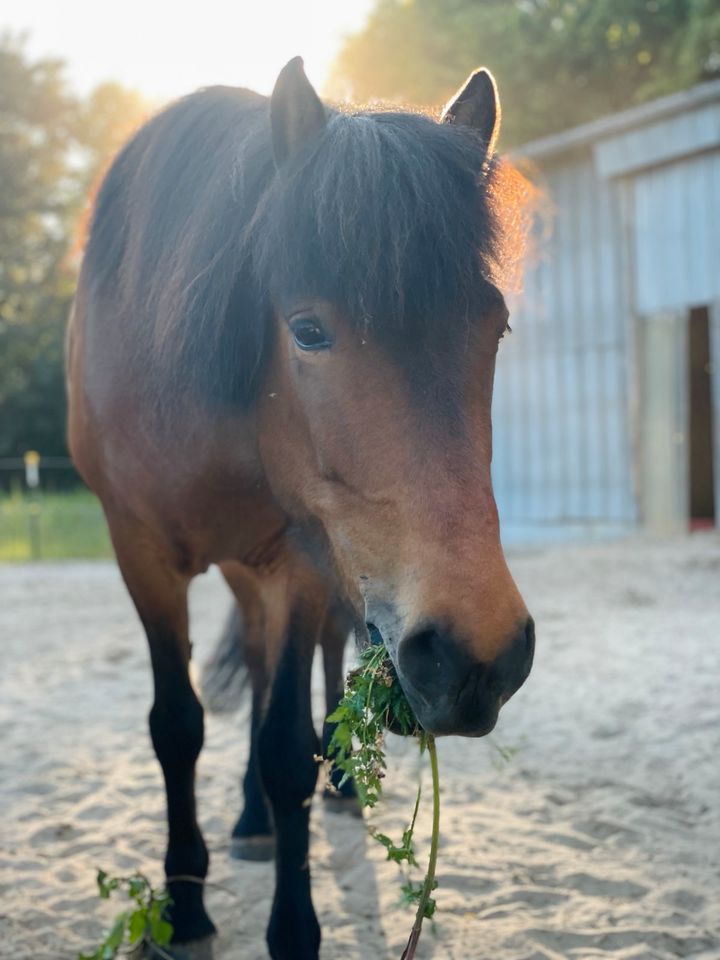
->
[250,109,504,345]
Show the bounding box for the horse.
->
[66,56,535,959]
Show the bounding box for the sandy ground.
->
[1,534,719,960]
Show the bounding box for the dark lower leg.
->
[259,624,320,960]
[231,686,274,854]
[229,607,274,854]
[148,636,215,943]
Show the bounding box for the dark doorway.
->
[688,306,715,528]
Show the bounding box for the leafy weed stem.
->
[401,734,440,960]
[328,643,442,957]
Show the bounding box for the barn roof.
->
[515,77,720,176]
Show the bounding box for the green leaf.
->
[150,918,174,947]
[422,896,437,919]
[127,876,148,900]
[128,908,147,944]
[97,869,112,899]
[372,829,418,865]
[80,870,174,960]
[401,880,423,906]
[325,705,346,724]
[98,911,128,958]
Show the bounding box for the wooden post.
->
[638,311,688,535]
[709,300,720,530]
[23,451,42,561]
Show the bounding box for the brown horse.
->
[67,57,534,959]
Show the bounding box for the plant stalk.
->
[401,735,440,960]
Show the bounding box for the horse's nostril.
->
[395,619,534,736]
[523,616,536,664]
[398,624,477,699]
[403,628,438,655]
[398,627,444,677]
[490,616,535,698]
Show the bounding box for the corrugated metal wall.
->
[492,88,720,542]
[632,151,720,315]
[492,156,637,540]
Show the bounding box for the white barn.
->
[493,79,720,543]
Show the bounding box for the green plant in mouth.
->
[327,643,441,959]
[78,870,173,960]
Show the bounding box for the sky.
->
[2,0,374,102]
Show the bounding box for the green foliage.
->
[374,823,419,867]
[329,0,720,147]
[328,643,440,958]
[401,877,438,920]
[75,82,148,191]
[0,36,76,460]
[327,643,422,807]
[0,34,147,462]
[371,773,423,870]
[78,870,173,960]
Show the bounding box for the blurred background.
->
[1,0,719,559]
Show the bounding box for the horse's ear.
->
[441,68,501,154]
[270,56,327,168]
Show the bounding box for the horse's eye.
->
[290,317,332,351]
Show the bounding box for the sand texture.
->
[1,534,719,959]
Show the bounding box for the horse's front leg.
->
[111,525,215,945]
[147,623,215,944]
[258,608,321,960]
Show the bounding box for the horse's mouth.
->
[360,622,417,736]
[362,621,509,740]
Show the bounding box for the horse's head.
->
[257,58,533,737]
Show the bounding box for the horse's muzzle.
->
[395,617,535,737]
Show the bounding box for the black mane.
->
[84,86,503,408]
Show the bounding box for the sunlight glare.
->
[3,0,373,102]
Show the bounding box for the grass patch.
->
[0,489,112,561]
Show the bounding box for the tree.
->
[0,35,147,462]
[0,35,77,459]
[74,81,148,193]
[329,0,720,147]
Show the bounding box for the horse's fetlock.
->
[165,830,209,880]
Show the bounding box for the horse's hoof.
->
[268,901,320,960]
[322,791,363,818]
[145,935,214,959]
[165,898,216,949]
[231,833,276,861]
